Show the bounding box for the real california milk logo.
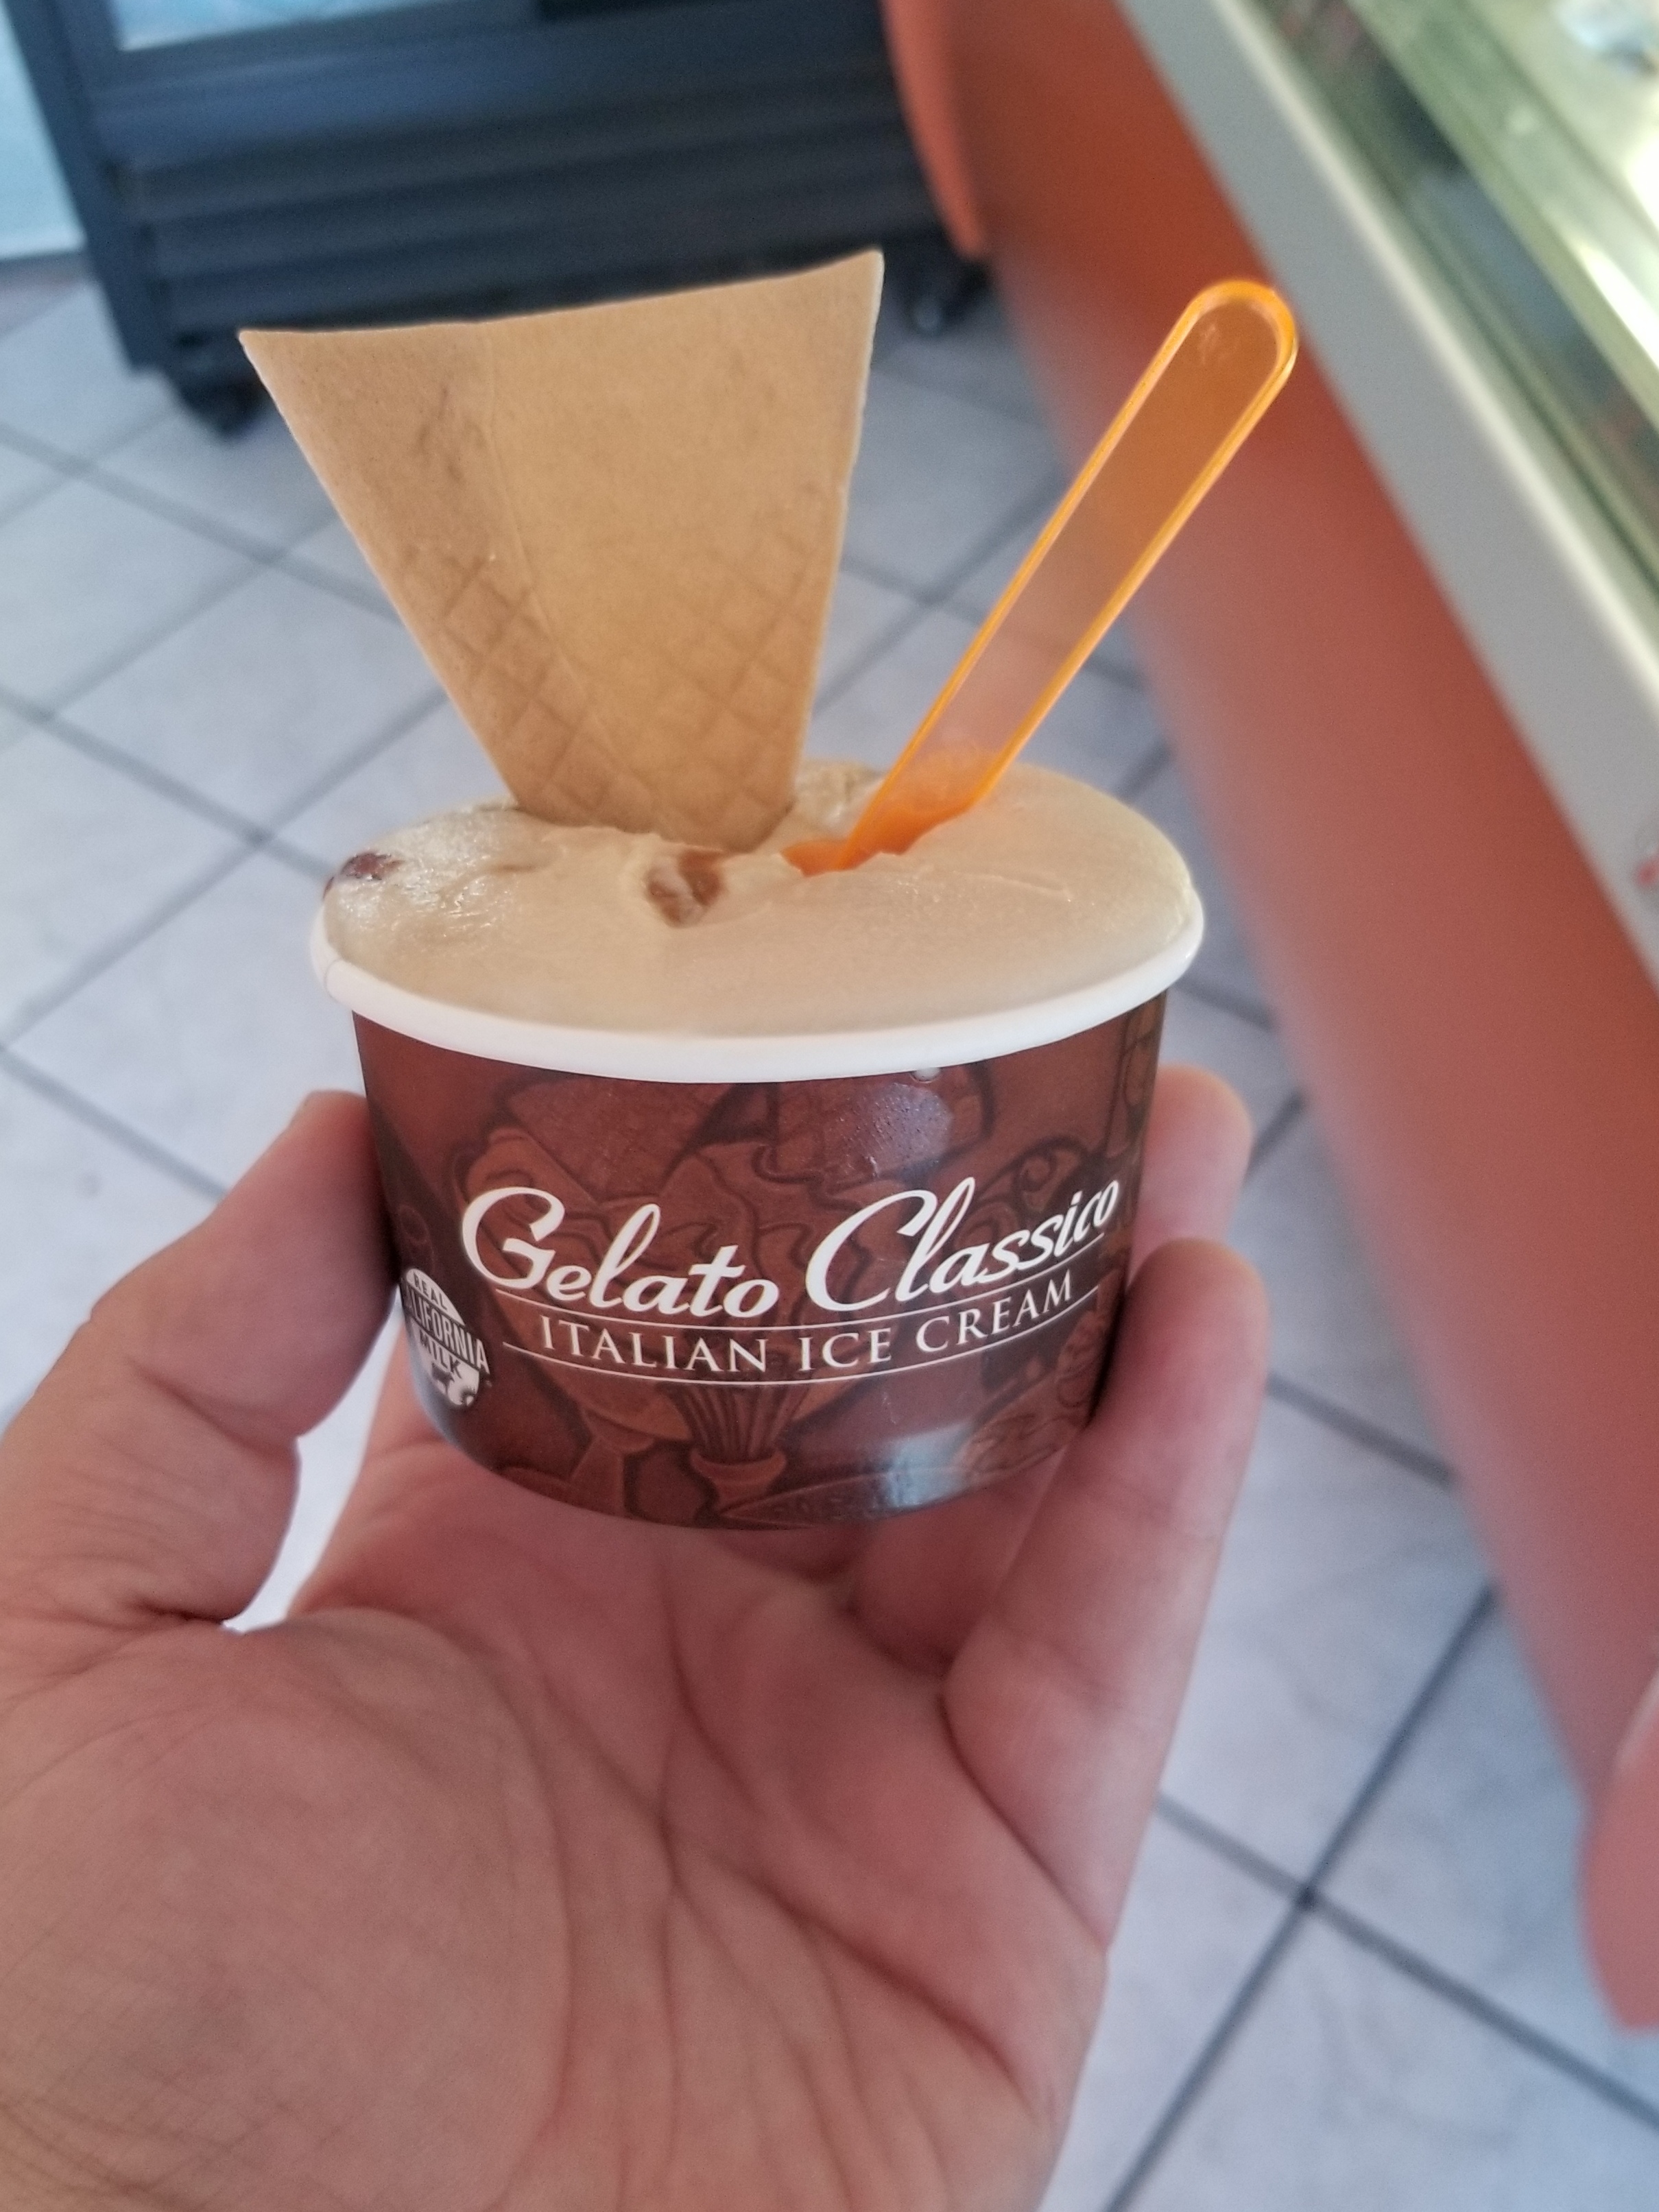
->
[401,1267,493,1408]
[458,1174,1121,1387]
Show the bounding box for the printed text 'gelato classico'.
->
[460,1175,1121,1323]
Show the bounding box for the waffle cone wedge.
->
[242,254,881,850]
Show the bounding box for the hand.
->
[0,1072,1265,2212]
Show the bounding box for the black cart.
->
[3,0,957,424]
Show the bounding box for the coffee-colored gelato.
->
[321,758,1195,1035]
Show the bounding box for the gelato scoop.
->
[321,759,1197,1037]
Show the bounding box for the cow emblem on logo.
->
[400,1267,492,1409]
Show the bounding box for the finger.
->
[0,1094,392,1666]
[294,1336,477,1575]
[847,1064,1256,1672]
[840,1460,1057,1673]
[1131,1063,1253,1272]
[320,1341,869,1618]
[363,1332,431,1462]
[289,1337,466,1605]
[942,1238,1267,1940]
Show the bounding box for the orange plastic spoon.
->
[790,280,1297,874]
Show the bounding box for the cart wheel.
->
[892,237,988,336]
[180,377,263,435]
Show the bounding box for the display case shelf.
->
[1255,0,1659,618]
[1123,0,1659,991]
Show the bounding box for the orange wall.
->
[927,0,1659,1791]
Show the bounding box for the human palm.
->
[0,1082,1264,2212]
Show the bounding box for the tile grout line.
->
[0,396,1079,665]
[1,438,1134,867]
[838,543,967,601]
[0,319,1081,669]
[254,683,446,847]
[1151,1786,1659,2139]
[817,563,1151,730]
[842,472,1063,614]
[1098,1892,1302,2211]
[1308,1894,1659,2135]
[0,414,401,632]
[0,1048,226,1203]
[836,508,1159,708]
[1102,1587,1496,2211]
[265,837,334,887]
[0,463,73,536]
[1152,1794,1304,1903]
[1113,743,1169,805]
[883,450,1152,699]
[16,645,444,867]
[817,476,1150,733]
[3,392,1119,773]
[0,415,144,478]
[4,560,257,727]
[812,590,940,716]
[1252,1588,1494,1889]
[1169,972,1276,1032]
[53,684,444,875]
[1263,1371,1455,1488]
[1305,1586,1503,1901]
[8,388,1079,830]
[1175,1048,1453,1488]
[43,713,274,846]
[1,843,260,1053]
[276,548,394,620]
[1246,1091,1304,1180]
[7,684,445,1019]
[80,456,333,572]
[0,668,449,1039]
[874,344,1048,429]
[835,532,1153,706]
[0,263,90,349]
[1108,738,1171,804]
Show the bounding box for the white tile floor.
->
[1,267,1656,2207]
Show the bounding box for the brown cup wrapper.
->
[353,1001,1166,1527]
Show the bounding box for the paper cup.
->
[312,902,1202,1527]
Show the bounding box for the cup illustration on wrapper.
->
[311,913,1201,1528]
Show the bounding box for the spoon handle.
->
[793,280,1296,875]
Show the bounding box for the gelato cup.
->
[313,899,1202,1528]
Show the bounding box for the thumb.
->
[0,1093,392,1674]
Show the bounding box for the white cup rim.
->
[310,896,1204,1082]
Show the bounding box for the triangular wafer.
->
[242,255,881,850]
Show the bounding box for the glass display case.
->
[1253,0,1659,616]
